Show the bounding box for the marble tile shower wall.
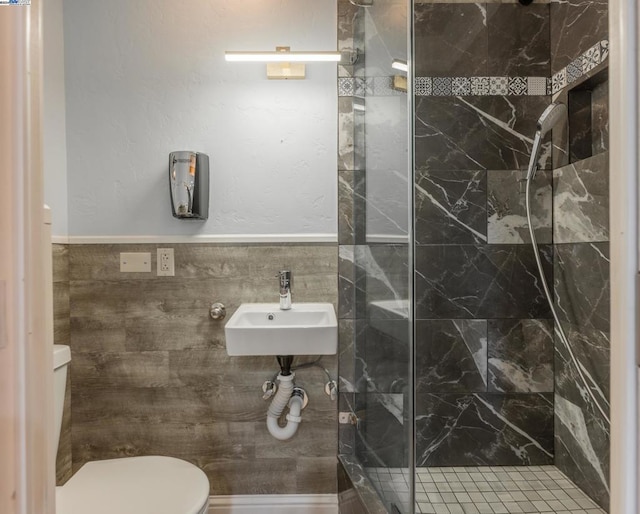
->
[414,1,556,468]
[550,0,610,509]
[64,243,338,495]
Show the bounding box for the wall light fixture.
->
[225,46,343,79]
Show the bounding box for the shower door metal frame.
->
[609,0,639,511]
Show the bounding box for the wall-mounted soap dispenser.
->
[169,151,209,220]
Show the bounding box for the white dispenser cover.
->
[56,456,209,514]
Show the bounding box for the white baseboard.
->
[53,234,337,245]
[208,494,338,514]
[51,235,69,244]
[366,234,409,243]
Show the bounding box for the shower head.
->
[349,0,373,6]
[536,102,567,136]
[525,102,567,181]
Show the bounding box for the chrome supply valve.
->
[324,380,338,401]
[262,380,278,400]
[209,302,226,320]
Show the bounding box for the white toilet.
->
[53,344,210,514]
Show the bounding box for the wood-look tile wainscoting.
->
[53,243,72,484]
[53,243,339,495]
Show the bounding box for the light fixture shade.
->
[391,59,408,72]
[225,50,342,62]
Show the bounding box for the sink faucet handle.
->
[277,270,292,290]
[276,269,292,285]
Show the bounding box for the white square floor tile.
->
[404,466,606,514]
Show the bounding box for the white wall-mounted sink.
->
[224,303,337,356]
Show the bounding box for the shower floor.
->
[365,466,606,514]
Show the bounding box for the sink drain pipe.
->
[266,373,304,440]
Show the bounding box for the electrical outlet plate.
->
[157,248,175,276]
[120,252,151,273]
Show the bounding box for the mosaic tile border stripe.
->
[339,40,609,98]
[414,76,549,96]
[338,76,405,97]
[339,75,550,97]
[551,40,609,94]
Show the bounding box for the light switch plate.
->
[120,252,151,273]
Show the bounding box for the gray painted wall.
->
[60,0,337,237]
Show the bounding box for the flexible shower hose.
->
[525,147,610,425]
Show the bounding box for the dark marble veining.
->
[550,0,608,74]
[416,393,554,467]
[553,242,610,510]
[414,3,487,77]
[415,169,487,244]
[339,319,356,395]
[339,245,357,319]
[487,169,552,244]
[338,0,365,79]
[487,3,550,77]
[415,95,552,172]
[591,80,609,155]
[339,97,366,174]
[555,322,609,425]
[554,242,609,332]
[488,319,554,393]
[416,320,487,394]
[338,455,389,514]
[339,170,366,246]
[554,153,609,244]
[555,390,610,510]
[415,244,553,320]
[549,0,610,496]
[354,244,409,314]
[357,324,410,395]
[355,392,407,469]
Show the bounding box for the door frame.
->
[609,0,639,512]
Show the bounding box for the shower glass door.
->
[337,0,414,511]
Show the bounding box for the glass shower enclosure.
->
[411,0,610,511]
[337,0,414,512]
[338,0,611,512]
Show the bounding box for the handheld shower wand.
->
[526,103,567,180]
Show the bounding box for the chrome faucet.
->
[277,270,292,310]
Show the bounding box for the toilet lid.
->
[56,456,209,514]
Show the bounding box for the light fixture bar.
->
[225,51,342,63]
[391,59,408,73]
